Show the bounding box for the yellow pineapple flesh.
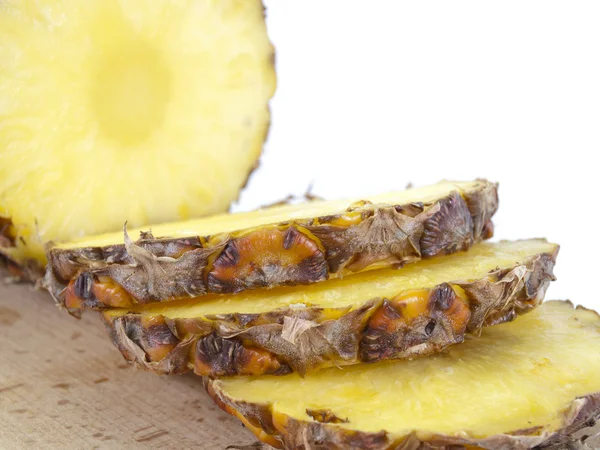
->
[0,0,276,270]
[54,180,488,250]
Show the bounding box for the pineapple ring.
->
[100,239,558,377]
[209,301,600,449]
[46,180,499,308]
[0,0,276,272]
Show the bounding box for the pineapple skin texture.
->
[101,247,556,377]
[206,302,600,450]
[45,180,499,310]
[0,0,276,275]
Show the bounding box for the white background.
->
[237,1,600,309]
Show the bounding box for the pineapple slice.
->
[208,301,600,449]
[46,179,498,307]
[102,239,557,376]
[0,0,276,275]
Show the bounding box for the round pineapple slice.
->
[0,0,276,275]
[209,301,600,449]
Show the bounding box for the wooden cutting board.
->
[2,276,599,449]
[0,277,266,450]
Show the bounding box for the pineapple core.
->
[0,0,275,267]
[92,41,171,146]
[216,301,600,439]
[108,239,556,317]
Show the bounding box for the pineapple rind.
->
[207,302,600,450]
[101,240,557,377]
[0,216,43,279]
[45,180,498,309]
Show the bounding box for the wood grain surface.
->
[0,276,265,450]
[2,275,598,450]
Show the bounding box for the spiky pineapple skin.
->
[45,180,498,311]
[101,247,556,377]
[205,302,600,450]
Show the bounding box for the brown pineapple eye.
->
[424,319,437,336]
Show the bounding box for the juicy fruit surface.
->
[56,180,483,249]
[111,239,556,317]
[216,301,600,438]
[0,0,275,265]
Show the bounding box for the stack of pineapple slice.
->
[43,179,600,449]
[2,3,598,448]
